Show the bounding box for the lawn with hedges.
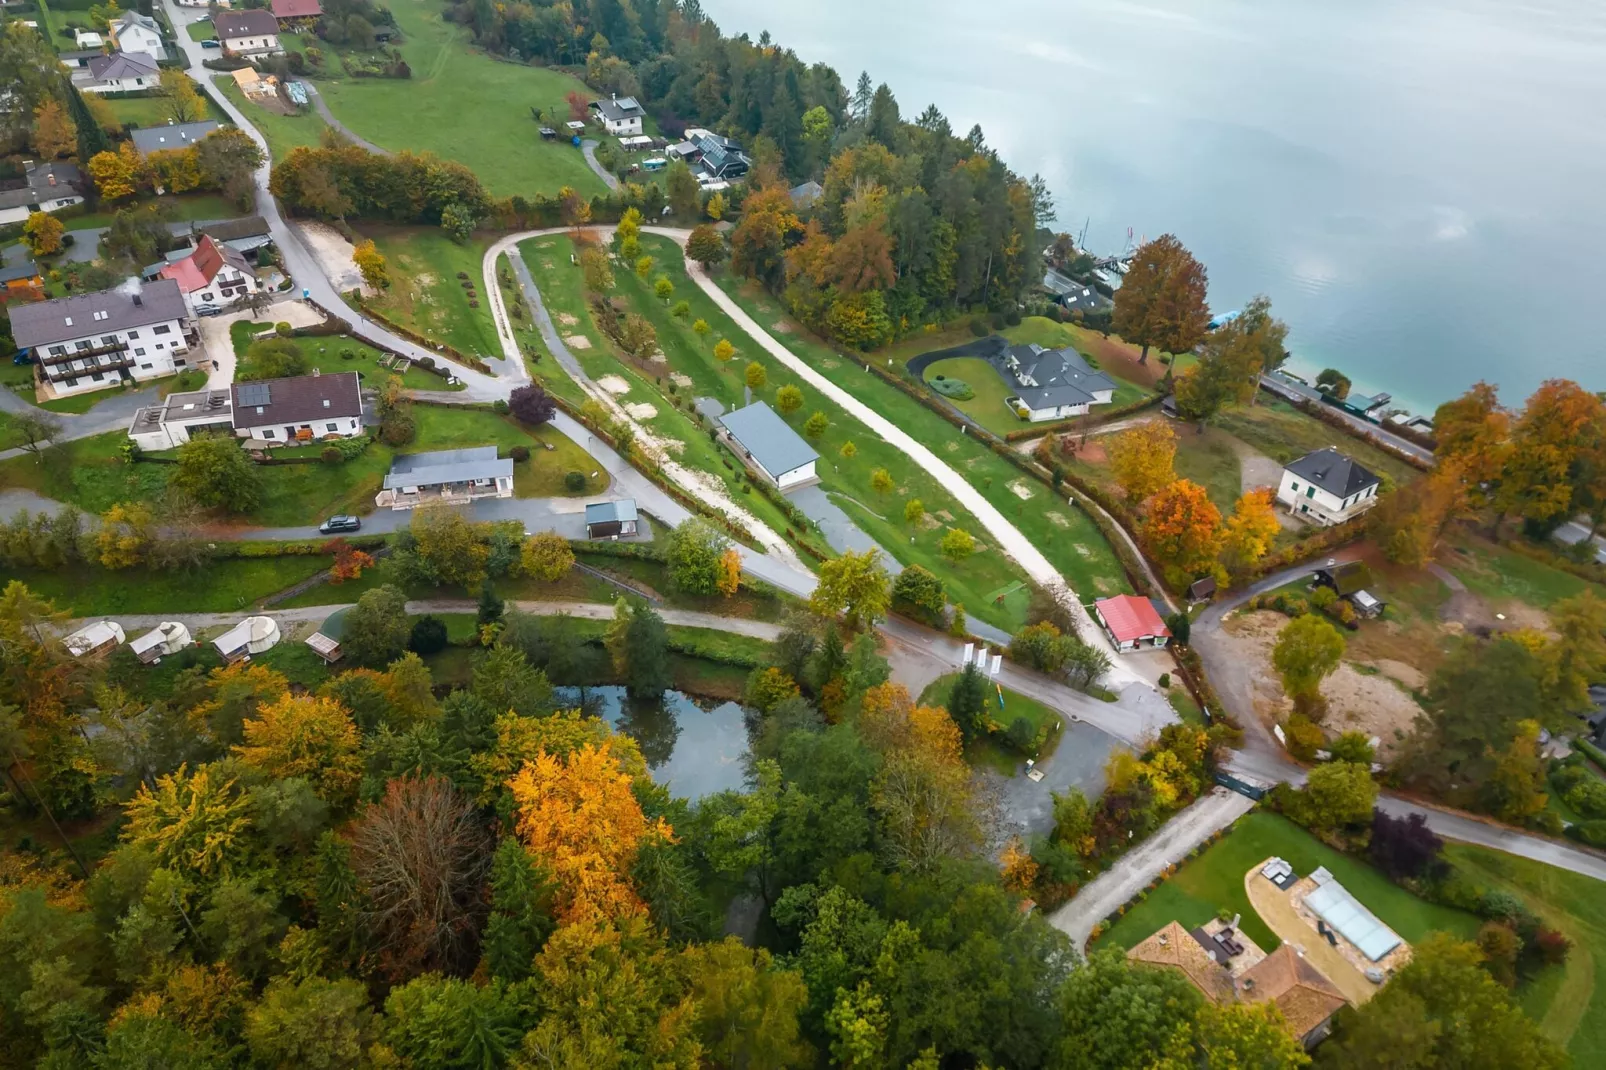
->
[357,226,502,364]
[230,320,462,392]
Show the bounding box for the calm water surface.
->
[704,0,1606,414]
[559,686,752,798]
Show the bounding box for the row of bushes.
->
[1245,586,1360,629]
[1270,386,1434,473]
[1000,392,1166,442]
[1499,533,1606,588]
[208,534,389,559]
[1170,644,1237,731]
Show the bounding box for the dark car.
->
[319,515,362,534]
[200,39,221,49]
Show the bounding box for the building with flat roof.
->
[585,499,639,540]
[377,446,515,509]
[718,401,819,490]
[128,387,235,450]
[130,120,221,156]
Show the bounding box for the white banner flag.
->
[962,643,974,665]
[990,653,1002,677]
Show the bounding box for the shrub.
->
[508,384,556,427]
[989,312,1005,330]
[1158,672,1171,689]
[564,471,585,492]
[340,348,356,360]
[969,317,988,337]
[493,399,509,414]
[1310,586,1339,610]
[460,279,473,289]
[456,271,468,280]
[275,322,292,336]
[408,615,449,655]
[469,300,480,308]
[320,446,342,465]
[1005,309,1022,326]
[416,356,435,369]
[509,445,530,463]
[1006,716,1036,754]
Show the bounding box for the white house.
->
[998,343,1117,421]
[63,620,125,659]
[8,279,191,398]
[591,95,645,136]
[375,446,514,509]
[1275,447,1383,526]
[213,616,281,663]
[230,371,364,443]
[130,622,192,663]
[0,161,85,227]
[159,235,259,313]
[108,11,165,64]
[78,51,159,94]
[127,387,235,450]
[719,401,820,490]
[215,10,283,55]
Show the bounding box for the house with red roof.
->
[1093,594,1171,652]
[159,235,261,315]
[270,0,323,26]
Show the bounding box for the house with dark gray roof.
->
[591,94,645,135]
[8,279,191,398]
[231,371,364,443]
[131,120,222,156]
[1275,447,1382,526]
[78,50,159,93]
[377,446,515,509]
[719,401,819,490]
[216,9,283,55]
[0,161,85,226]
[694,134,751,183]
[997,343,1117,421]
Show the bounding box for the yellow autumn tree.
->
[1000,836,1039,896]
[715,546,742,597]
[509,740,672,924]
[86,142,147,201]
[1220,487,1281,571]
[1105,420,1178,503]
[146,147,203,194]
[123,764,254,880]
[233,693,362,801]
[187,661,289,742]
[857,683,978,871]
[353,239,390,289]
[95,502,156,569]
[32,100,77,160]
[469,708,644,805]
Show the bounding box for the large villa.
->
[997,342,1117,422]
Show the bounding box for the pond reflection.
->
[556,686,753,800]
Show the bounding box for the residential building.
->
[1275,447,1381,525]
[0,161,84,226]
[127,387,235,450]
[58,49,104,70]
[230,371,364,442]
[375,446,515,509]
[7,279,191,398]
[130,622,192,663]
[197,215,273,256]
[789,180,824,209]
[78,51,160,93]
[1237,945,1349,1048]
[998,342,1116,421]
[718,401,820,490]
[591,94,645,136]
[693,133,751,182]
[213,616,281,663]
[270,0,323,26]
[130,119,221,156]
[108,11,165,63]
[1042,268,1109,314]
[159,234,260,313]
[0,259,43,292]
[62,620,125,659]
[585,499,639,540]
[215,10,283,55]
[1093,594,1171,652]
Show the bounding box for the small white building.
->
[74,29,104,48]
[215,9,283,55]
[63,620,126,659]
[128,387,234,450]
[130,622,192,663]
[718,401,820,491]
[108,11,166,64]
[1275,448,1382,526]
[78,51,160,94]
[591,95,645,136]
[159,235,259,312]
[0,161,85,227]
[231,371,364,443]
[7,279,191,398]
[213,616,281,663]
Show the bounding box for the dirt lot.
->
[297,222,368,296]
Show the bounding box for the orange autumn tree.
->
[1144,479,1224,588]
[1495,379,1606,526]
[323,538,375,583]
[508,740,671,924]
[1220,488,1281,573]
[856,683,980,872]
[232,693,362,801]
[1433,381,1510,497]
[715,547,742,598]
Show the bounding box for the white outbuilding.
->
[129,622,193,664]
[212,616,281,663]
[63,620,125,658]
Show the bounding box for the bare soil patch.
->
[557,313,579,327]
[563,334,592,349]
[1008,479,1035,500]
[771,320,792,333]
[598,375,631,395]
[297,222,368,295]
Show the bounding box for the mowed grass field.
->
[211,76,328,161]
[1091,811,1480,958]
[1213,396,1421,487]
[314,0,607,197]
[358,227,502,362]
[230,320,462,392]
[101,81,228,129]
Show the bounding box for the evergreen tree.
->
[624,605,671,698]
[480,837,554,982]
[947,662,989,742]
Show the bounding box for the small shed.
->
[1350,590,1386,619]
[1187,576,1217,603]
[1312,561,1372,597]
[129,622,192,664]
[586,499,639,540]
[618,135,654,151]
[304,607,348,664]
[565,120,586,132]
[63,620,125,659]
[213,616,281,663]
[539,126,557,140]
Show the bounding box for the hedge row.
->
[571,539,667,563]
[1001,392,1166,442]
[1234,517,1368,585]
[1170,644,1237,730]
[666,631,768,669]
[209,535,389,559]
[1499,534,1606,588]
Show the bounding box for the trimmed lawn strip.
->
[921,355,1024,434]
[1446,844,1606,1061]
[186,18,215,41]
[230,319,460,392]
[37,384,133,414]
[1091,811,1481,958]
[358,227,502,364]
[708,268,1131,604]
[314,0,606,198]
[9,557,331,615]
[101,87,227,129]
[212,76,328,161]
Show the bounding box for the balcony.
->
[43,354,135,383]
[39,339,129,366]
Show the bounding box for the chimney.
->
[132,293,142,307]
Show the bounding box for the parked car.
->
[319,515,361,534]
[194,305,224,316]
[200,39,221,49]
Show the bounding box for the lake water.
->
[703,0,1606,415]
[558,686,753,798]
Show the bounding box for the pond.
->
[556,686,753,800]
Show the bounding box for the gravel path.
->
[302,83,391,156]
[581,140,621,191]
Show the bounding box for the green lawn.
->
[186,18,214,41]
[1445,535,1599,609]
[1447,844,1606,1062]
[37,383,134,414]
[708,267,1133,608]
[230,320,461,392]
[8,557,331,615]
[1172,427,1245,514]
[1213,397,1421,488]
[212,76,328,161]
[1091,811,1481,958]
[921,355,1024,434]
[919,671,1064,766]
[101,83,227,130]
[313,0,607,198]
[0,432,169,514]
[1166,685,1205,725]
[359,227,501,363]
[66,193,246,231]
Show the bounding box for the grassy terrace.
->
[63,192,245,232]
[357,227,502,363]
[212,77,328,161]
[314,0,606,198]
[1444,533,1598,609]
[229,320,461,392]
[1213,396,1422,487]
[1092,811,1481,958]
[8,556,334,616]
[0,407,607,527]
[518,235,829,567]
[101,84,228,130]
[708,269,1131,607]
